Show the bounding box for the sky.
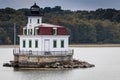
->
[0,0,120,10]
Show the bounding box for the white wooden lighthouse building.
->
[13,3,73,66]
[20,3,69,53]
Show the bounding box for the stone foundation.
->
[14,54,73,67]
[3,52,95,69]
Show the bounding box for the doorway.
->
[44,39,50,52]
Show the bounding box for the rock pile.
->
[3,59,95,69]
[42,59,95,69]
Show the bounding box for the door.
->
[44,39,50,52]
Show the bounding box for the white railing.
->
[13,48,74,56]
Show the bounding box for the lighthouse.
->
[13,3,73,67]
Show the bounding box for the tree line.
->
[0,6,120,44]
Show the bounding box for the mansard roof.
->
[37,23,69,35]
[21,23,69,35]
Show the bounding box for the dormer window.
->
[23,28,27,35]
[37,19,39,24]
[28,29,32,35]
[34,28,39,35]
[30,19,31,23]
[52,28,57,35]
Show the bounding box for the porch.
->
[13,48,74,57]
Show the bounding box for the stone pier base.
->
[2,53,95,69]
[13,54,73,67]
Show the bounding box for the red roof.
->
[38,27,69,35]
[39,27,52,35]
[20,24,69,35]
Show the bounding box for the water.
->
[0,47,120,80]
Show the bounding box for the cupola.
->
[27,3,42,16]
[30,3,40,15]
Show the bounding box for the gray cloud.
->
[0,0,120,10]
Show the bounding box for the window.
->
[23,29,27,35]
[37,19,39,24]
[28,29,32,35]
[35,40,38,48]
[28,29,30,35]
[23,40,26,48]
[61,40,64,48]
[52,28,57,35]
[37,29,39,35]
[53,40,57,48]
[29,40,32,48]
[30,19,31,23]
[52,29,55,35]
[34,28,39,35]
[30,29,32,35]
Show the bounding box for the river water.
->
[0,47,120,80]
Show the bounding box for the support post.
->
[14,23,16,47]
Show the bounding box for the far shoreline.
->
[69,44,120,47]
[0,44,120,48]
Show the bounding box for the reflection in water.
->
[15,70,73,80]
[0,47,120,80]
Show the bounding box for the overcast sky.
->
[0,0,120,10]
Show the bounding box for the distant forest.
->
[0,6,120,45]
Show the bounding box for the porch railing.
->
[13,48,74,56]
